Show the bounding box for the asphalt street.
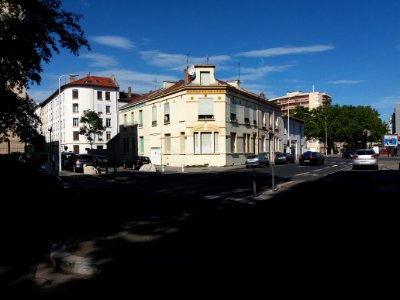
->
[1,157,398,296]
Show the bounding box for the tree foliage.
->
[79,110,105,149]
[0,0,90,142]
[292,104,387,150]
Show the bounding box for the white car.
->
[352,149,379,170]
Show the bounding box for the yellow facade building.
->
[118,65,284,167]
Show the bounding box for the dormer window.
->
[200,72,210,85]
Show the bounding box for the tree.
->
[292,104,388,152]
[79,110,105,149]
[0,0,90,142]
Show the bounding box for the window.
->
[139,136,144,153]
[231,132,236,153]
[97,104,102,114]
[180,132,185,154]
[73,103,79,113]
[230,102,237,122]
[200,72,210,85]
[152,106,157,126]
[164,102,170,124]
[164,134,171,153]
[106,105,111,114]
[194,132,215,154]
[73,145,79,154]
[73,118,79,127]
[139,110,143,127]
[73,131,79,141]
[98,132,103,141]
[214,132,219,153]
[131,112,134,125]
[106,131,111,141]
[97,91,102,100]
[244,106,250,124]
[124,114,127,127]
[106,118,111,127]
[105,91,110,101]
[198,98,214,119]
[72,89,78,99]
[243,133,251,152]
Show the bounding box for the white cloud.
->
[94,68,179,93]
[326,80,364,84]
[239,65,292,81]
[80,53,118,67]
[140,50,231,70]
[236,45,334,57]
[90,35,135,50]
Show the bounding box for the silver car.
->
[352,149,379,170]
[245,153,270,168]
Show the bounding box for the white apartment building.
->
[117,65,284,167]
[39,75,119,160]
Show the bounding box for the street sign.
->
[383,134,398,147]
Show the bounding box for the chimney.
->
[259,92,265,99]
[128,86,132,98]
[184,67,189,84]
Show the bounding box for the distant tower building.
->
[268,91,332,113]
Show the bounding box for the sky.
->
[28,0,400,122]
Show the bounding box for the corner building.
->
[119,65,284,167]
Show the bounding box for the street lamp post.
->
[48,126,53,174]
[58,74,79,172]
[287,97,292,154]
[324,115,328,156]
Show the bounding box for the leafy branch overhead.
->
[0,0,90,141]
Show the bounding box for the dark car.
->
[275,152,295,164]
[72,154,95,173]
[61,152,76,170]
[342,151,354,159]
[123,156,151,170]
[245,153,270,168]
[93,155,108,168]
[299,151,324,166]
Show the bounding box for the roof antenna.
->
[154,78,157,90]
[312,84,315,92]
[238,61,241,83]
[206,56,209,64]
[186,52,190,66]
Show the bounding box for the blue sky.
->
[28,0,400,122]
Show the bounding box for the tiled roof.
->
[68,76,118,88]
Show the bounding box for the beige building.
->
[268,91,331,113]
[118,65,284,167]
[0,87,28,154]
[269,91,331,154]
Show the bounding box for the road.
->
[1,157,398,295]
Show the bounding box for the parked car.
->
[61,152,76,170]
[275,152,295,164]
[93,155,108,168]
[123,156,151,170]
[299,151,325,166]
[352,149,379,170]
[342,151,354,159]
[73,154,95,173]
[245,153,270,168]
